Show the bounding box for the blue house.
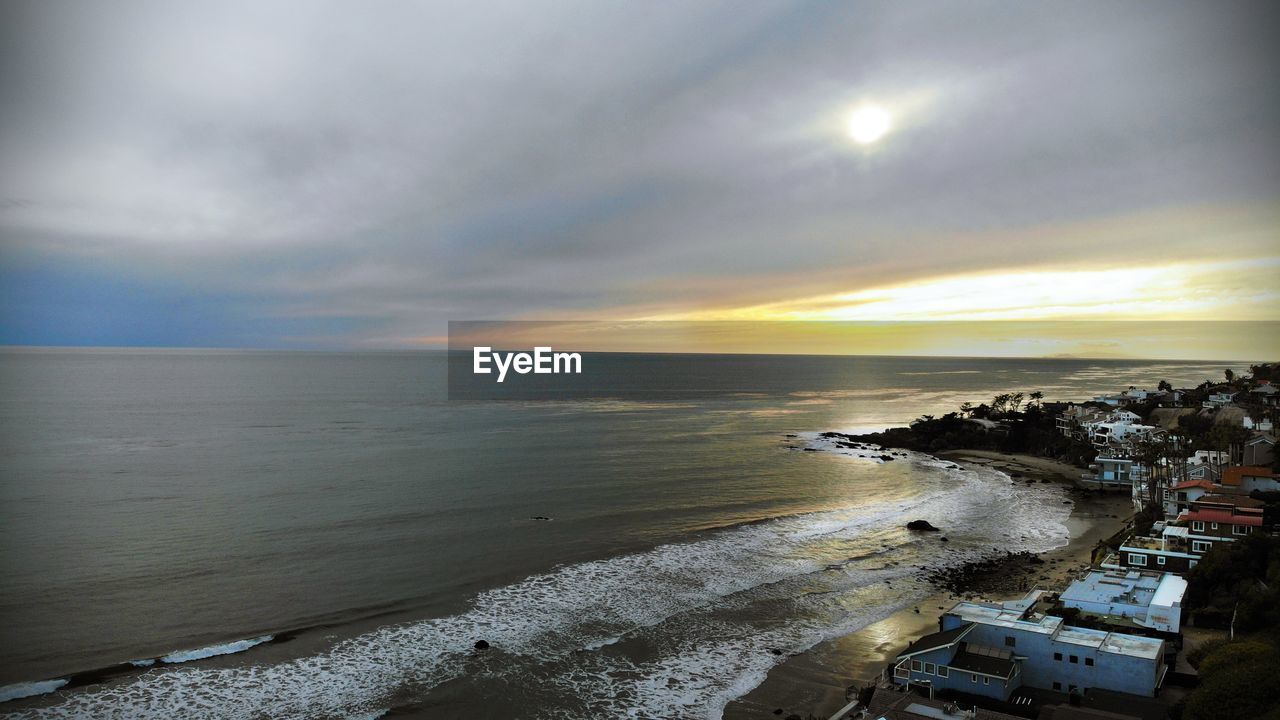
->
[892,623,1021,701]
[893,591,1167,701]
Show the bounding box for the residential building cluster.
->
[851,375,1276,720]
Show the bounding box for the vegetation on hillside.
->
[1177,534,1280,720]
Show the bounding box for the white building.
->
[1059,570,1187,634]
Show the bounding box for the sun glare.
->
[848,105,891,145]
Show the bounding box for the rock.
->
[880,455,895,461]
[939,537,949,542]
[803,448,820,452]
[474,640,490,650]
[773,711,783,716]
[907,520,940,531]
[531,516,552,521]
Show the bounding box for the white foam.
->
[160,636,273,664]
[0,680,68,704]
[10,462,1070,720]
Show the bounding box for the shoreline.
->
[723,452,1134,720]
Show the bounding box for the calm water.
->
[0,350,1238,718]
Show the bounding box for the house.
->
[1057,406,1109,439]
[892,624,1020,702]
[1058,570,1188,633]
[1203,390,1238,408]
[1111,523,1199,574]
[1092,394,1131,407]
[1161,479,1217,520]
[1116,495,1263,573]
[1082,457,1140,490]
[1176,494,1264,545]
[892,593,1168,702]
[1184,449,1229,479]
[1082,412,1163,450]
[1244,434,1276,467]
[1243,415,1275,432]
[1221,465,1280,492]
[1251,382,1279,407]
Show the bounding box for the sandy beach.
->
[723,452,1134,720]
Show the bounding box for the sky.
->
[1,1,1278,353]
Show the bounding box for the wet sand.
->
[722,455,1133,720]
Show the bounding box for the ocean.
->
[0,350,1240,718]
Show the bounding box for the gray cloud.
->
[2,0,1278,345]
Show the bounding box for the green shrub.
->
[1185,638,1227,669]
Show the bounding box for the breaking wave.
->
[5,453,1069,720]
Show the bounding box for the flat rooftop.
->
[946,598,1165,660]
[1060,570,1175,608]
[947,601,1062,635]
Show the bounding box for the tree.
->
[959,402,973,417]
[1029,391,1044,408]
[991,393,1010,416]
[1009,392,1025,414]
[1226,368,1236,384]
[1159,380,1173,392]
[1185,649,1278,719]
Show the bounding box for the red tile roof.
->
[1222,466,1279,486]
[1179,509,1263,526]
[1170,479,1217,492]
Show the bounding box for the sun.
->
[848,105,891,145]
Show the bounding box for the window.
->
[1070,655,1079,664]
[1193,540,1211,553]
[925,663,935,675]
[1053,682,1062,691]
[1190,560,1198,569]
[1085,657,1094,667]
[1128,553,1147,566]
[1004,636,1016,648]
[1211,522,1219,530]
[1157,556,1166,566]
[911,660,922,671]
[1235,525,1250,536]
[1054,652,1063,661]
[983,677,990,685]
[937,666,949,678]
[1192,520,1205,532]
[971,674,978,683]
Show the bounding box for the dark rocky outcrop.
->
[906,520,940,532]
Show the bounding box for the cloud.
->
[1,0,1278,347]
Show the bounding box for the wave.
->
[0,682,67,705]
[6,456,1070,719]
[159,636,274,665]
